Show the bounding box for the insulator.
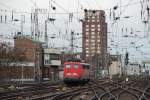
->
[92,10,95,14]
[126,28,128,33]
[141,10,143,19]
[31,13,32,21]
[110,9,111,20]
[0,9,2,22]
[147,6,149,16]
[12,10,14,21]
[84,9,87,12]
[113,5,118,10]
[113,11,115,20]
[122,28,124,33]
[52,6,56,10]
[5,10,6,23]
[5,15,7,23]
[0,15,2,22]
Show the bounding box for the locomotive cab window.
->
[74,64,78,69]
[66,64,71,69]
[82,64,90,69]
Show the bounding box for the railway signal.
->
[125,52,129,65]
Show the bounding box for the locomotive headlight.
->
[66,73,71,76]
[73,73,78,76]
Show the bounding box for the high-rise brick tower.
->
[82,9,108,78]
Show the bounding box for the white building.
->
[44,48,61,66]
[109,55,122,78]
[126,63,140,75]
[141,62,150,75]
[43,48,62,81]
[125,61,150,76]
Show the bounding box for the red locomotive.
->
[63,61,90,84]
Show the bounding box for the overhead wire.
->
[93,0,101,9]
[51,0,69,13]
[0,0,149,55]
[29,0,36,7]
[112,0,134,25]
[47,0,69,46]
[0,2,13,9]
[0,0,143,16]
[49,0,77,49]
[109,1,150,57]
[85,0,92,9]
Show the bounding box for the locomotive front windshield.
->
[74,64,78,69]
[66,64,71,69]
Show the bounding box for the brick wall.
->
[0,66,34,81]
[14,36,35,62]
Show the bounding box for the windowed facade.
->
[91,24,95,27]
[82,10,107,64]
[44,48,61,66]
[50,54,60,60]
[44,60,51,65]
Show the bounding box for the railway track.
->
[99,79,150,100]
[0,81,63,100]
[51,84,105,100]
[0,78,150,100]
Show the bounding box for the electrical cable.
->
[29,0,36,7]
[112,0,134,25]
[85,0,92,9]
[0,0,143,15]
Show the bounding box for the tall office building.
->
[82,9,107,64]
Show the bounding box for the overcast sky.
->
[0,0,150,62]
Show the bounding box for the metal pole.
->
[37,50,40,82]
[34,44,36,82]
[45,20,48,48]
[71,30,74,53]
[21,15,23,34]
[35,9,38,40]
[21,65,24,84]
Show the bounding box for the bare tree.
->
[0,42,27,66]
[0,42,28,81]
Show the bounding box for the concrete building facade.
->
[109,55,122,78]
[43,48,62,81]
[126,63,140,75]
[141,62,150,75]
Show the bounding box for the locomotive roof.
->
[64,62,90,65]
[80,63,90,65]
